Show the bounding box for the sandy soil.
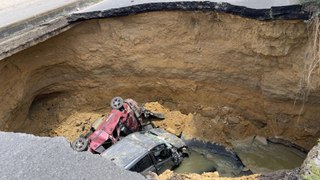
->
[144,102,193,136]
[158,170,260,180]
[145,102,259,148]
[46,112,103,140]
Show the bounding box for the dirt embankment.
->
[145,102,257,148]
[0,11,319,149]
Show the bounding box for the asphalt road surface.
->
[0,131,145,180]
[0,0,83,29]
[77,0,300,13]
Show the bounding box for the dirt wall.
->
[0,11,319,149]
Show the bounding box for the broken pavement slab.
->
[69,1,309,22]
[0,0,96,31]
[0,0,103,61]
[0,131,145,180]
[75,0,301,12]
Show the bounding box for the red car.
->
[71,97,164,154]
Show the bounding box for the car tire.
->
[71,137,89,152]
[110,96,124,109]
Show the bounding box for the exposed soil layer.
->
[0,11,320,151]
[145,102,256,149]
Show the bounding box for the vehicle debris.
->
[71,97,165,154]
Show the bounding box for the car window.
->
[130,154,154,173]
[152,144,171,163]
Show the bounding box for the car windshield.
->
[101,139,147,167]
[101,132,164,168]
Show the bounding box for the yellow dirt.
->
[47,112,104,141]
[144,102,193,136]
[158,170,260,180]
[145,102,258,148]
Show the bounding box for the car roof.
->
[100,130,166,168]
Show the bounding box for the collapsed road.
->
[0,131,145,180]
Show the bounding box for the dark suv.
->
[101,128,189,175]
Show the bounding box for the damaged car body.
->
[101,128,189,175]
[71,97,164,153]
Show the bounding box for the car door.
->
[151,144,175,174]
[130,154,157,175]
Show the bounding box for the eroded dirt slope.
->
[0,11,319,149]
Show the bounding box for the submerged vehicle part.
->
[101,128,188,175]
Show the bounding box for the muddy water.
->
[174,147,243,177]
[232,138,306,173]
[174,138,306,177]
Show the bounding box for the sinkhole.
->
[0,10,319,178]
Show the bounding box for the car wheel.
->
[110,96,124,109]
[71,137,88,152]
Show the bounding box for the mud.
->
[174,147,242,177]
